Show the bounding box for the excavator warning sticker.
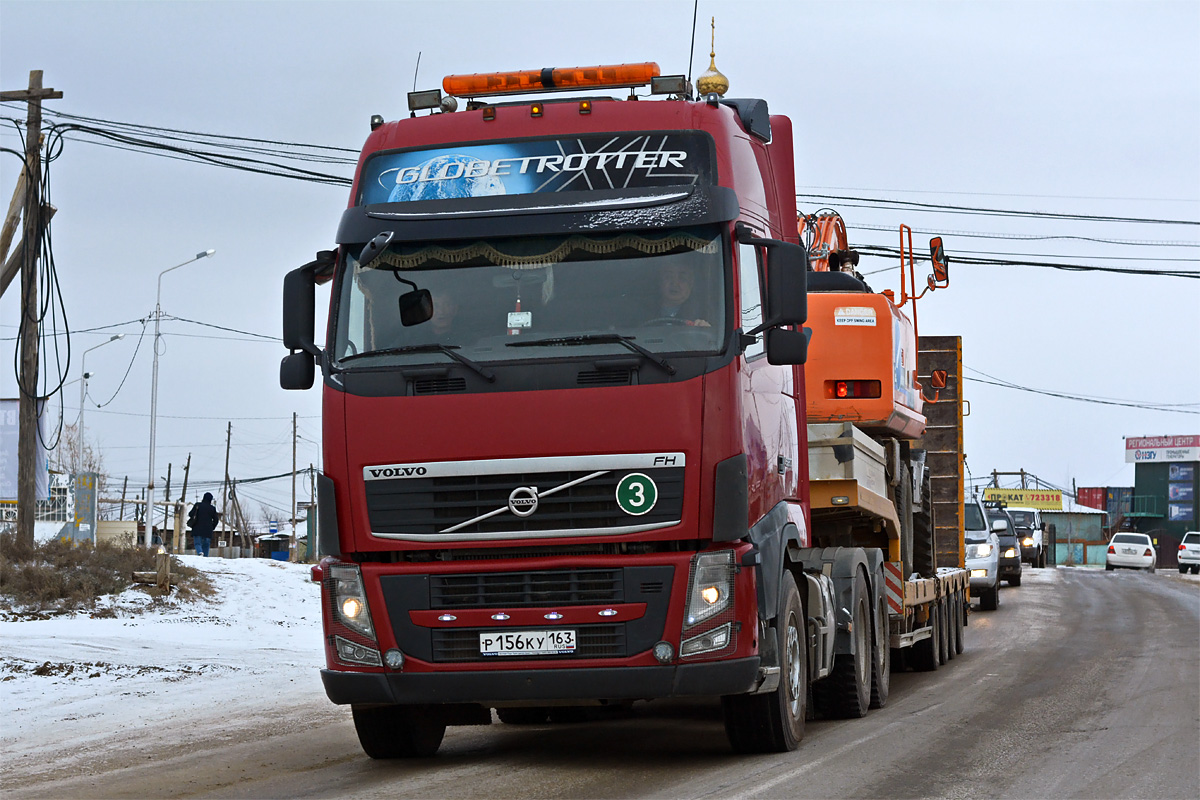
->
[834,307,876,326]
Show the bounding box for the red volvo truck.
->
[281,61,967,758]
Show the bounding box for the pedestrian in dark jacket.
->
[188,492,220,557]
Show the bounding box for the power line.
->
[796,193,1199,226]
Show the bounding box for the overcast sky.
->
[2,0,1197,519]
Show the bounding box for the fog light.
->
[681,623,732,657]
[970,569,987,578]
[384,648,405,670]
[652,641,674,664]
[334,635,381,667]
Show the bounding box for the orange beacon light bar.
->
[443,62,661,97]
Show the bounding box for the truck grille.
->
[364,466,684,539]
[430,569,623,608]
[380,564,674,664]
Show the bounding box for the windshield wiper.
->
[339,344,495,382]
[506,334,675,375]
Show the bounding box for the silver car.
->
[964,495,1000,610]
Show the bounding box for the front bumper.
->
[998,556,1022,577]
[322,657,761,705]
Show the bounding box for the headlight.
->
[686,551,735,628]
[968,543,993,559]
[1003,547,1018,559]
[1022,537,1034,547]
[330,564,376,639]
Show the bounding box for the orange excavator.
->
[801,210,950,439]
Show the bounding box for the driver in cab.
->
[652,262,710,327]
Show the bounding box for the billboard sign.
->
[1,398,48,501]
[1125,435,1200,463]
[982,488,1063,510]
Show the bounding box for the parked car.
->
[1006,506,1047,568]
[1106,532,1156,572]
[984,502,1023,587]
[964,495,1000,610]
[1178,532,1200,574]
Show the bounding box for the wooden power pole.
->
[291,411,298,559]
[220,421,232,542]
[1,71,62,546]
[176,453,191,554]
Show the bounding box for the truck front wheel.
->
[722,571,806,753]
[815,571,871,719]
[352,704,446,758]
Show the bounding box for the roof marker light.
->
[482,106,496,121]
[578,100,591,115]
[443,62,660,98]
[530,102,543,117]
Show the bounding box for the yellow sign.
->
[982,488,1063,510]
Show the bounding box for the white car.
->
[1178,532,1200,574]
[964,496,1000,610]
[1106,533,1156,572]
[1006,506,1046,568]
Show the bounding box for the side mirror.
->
[765,242,808,327]
[928,236,949,285]
[399,289,434,326]
[737,227,808,329]
[766,327,811,366]
[992,519,1009,532]
[280,351,314,390]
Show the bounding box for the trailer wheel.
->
[953,592,965,655]
[815,571,872,719]
[723,572,806,753]
[911,603,939,672]
[352,704,446,759]
[869,585,890,709]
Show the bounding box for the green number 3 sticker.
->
[616,473,658,516]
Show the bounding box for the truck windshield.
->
[1007,510,1035,529]
[333,226,726,366]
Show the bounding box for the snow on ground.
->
[0,556,329,779]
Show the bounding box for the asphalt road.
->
[12,567,1199,799]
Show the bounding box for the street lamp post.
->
[78,334,125,473]
[145,249,215,547]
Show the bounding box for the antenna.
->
[412,51,422,92]
[686,0,699,98]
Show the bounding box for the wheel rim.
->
[855,598,869,682]
[786,613,802,717]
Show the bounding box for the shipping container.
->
[1076,487,1106,511]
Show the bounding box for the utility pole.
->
[119,476,128,520]
[1020,469,1027,490]
[162,462,172,547]
[2,71,62,547]
[291,411,298,560]
[177,453,191,554]
[220,422,232,545]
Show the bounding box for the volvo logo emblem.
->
[507,486,539,517]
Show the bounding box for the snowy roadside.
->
[0,556,330,781]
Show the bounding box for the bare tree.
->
[56,424,111,518]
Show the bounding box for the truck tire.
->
[723,572,806,753]
[953,592,965,655]
[496,707,550,725]
[869,588,890,710]
[815,571,871,719]
[911,603,940,672]
[352,705,446,759]
[979,583,999,611]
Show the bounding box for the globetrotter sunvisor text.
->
[357,132,715,205]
